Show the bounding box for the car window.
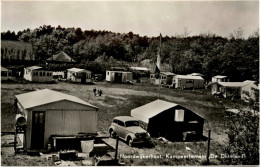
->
[117,120,125,127]
[113,119,118,124]
[125,121,139,127]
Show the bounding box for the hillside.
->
[1,40,33,61]
[1,25,259,81]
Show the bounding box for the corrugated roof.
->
[131,99,179,123]
[1,66,9,71]
[130,67,149,71]
[25,66,42,70]
[161,72,175,76]
[213,75,227,79]
[47,51,76,62]
[218,82,247,87]
[15,89,98,110]
[174,75,204,80]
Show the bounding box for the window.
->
[39,72,42,76]
[186,79,194,83]
[175,109,184,122]
[1,71,8,77]
[107,72,109,75]
[35,72,38,76]
[161,76,166,80]
[117,120,125,127]
[43,72,45,76]
[113,119,118,124]
[46,73,49,76]
[125,121,139,127]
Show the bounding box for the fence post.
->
[115,135,119,161]
[206,130,211,164]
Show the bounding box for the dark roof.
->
[47,52,76,63]
[131,99,204,123]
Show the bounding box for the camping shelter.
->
[15,89,98,151]
[160,72,176,85]
[47,51,76,63]
[106,71,133,83]
[131,99,204,141]
[188,73,204,77]
[211,82,246,98]
[1,66,12,81]
[24,66,53,82]
[150,72,175,85]
[173,75,205,89]
[47,52,76,79]
[212,75,228,82]
[67,67,92,83]
[241,82,259,102]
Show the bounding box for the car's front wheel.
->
[127,137,133,147]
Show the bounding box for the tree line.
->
[1,25,259,82]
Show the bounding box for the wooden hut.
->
[67,67,92,83]
[173,75,204,89]
[1,66,12,81]
[131,99,204,141]
[150,72,175,85]
[106,71,133,83]
[24,66,53,82]
[15,89,98,151]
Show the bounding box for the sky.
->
[1,1,259,38]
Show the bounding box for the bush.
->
[220,101,259,165]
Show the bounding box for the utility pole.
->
[206,130,211,164]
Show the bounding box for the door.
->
[116,120,125,138]
[114,73,122,83]
[81,72,86,84]
[31,111,45,149]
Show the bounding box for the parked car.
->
[108,116,151,146]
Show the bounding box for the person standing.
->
[93,87,97,96]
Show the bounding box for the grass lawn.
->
[1,81,244,165]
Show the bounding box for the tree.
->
[219,100,259,165]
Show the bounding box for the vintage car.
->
[108,116,150,146]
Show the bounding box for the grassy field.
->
[1,81,241,165]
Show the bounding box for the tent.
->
[15,89,98,151]
[131,99,204,141]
